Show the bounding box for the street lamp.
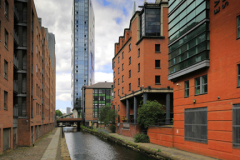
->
[33,98,37,147]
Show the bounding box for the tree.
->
[55,109,63,117]
[137,100,164,129]
[99,106,118,126]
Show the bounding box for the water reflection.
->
[64,127,156,160]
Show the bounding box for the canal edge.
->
[60,128,71,160]
[81,128,182,160]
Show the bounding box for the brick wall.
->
[116,123,141,138]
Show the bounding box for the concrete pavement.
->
[110,133,217,160]
[41,128,61,160]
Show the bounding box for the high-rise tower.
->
[71,0,95,117]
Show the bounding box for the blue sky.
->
[34,0,156,113]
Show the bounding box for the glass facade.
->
[93,89,111,118]
[168,0,210,76]
[140,5,161,37]
[71,0,95,113]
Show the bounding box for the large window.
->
[145,9,160,36]
[238,64,240,87]
[185,107,208,143]
[185,80,189,97]
[195,75,207,95]
[237,16,240,39]
[233,104,240,148]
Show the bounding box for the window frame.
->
[185,80,189,97]
[195,75,208,95]
[155,75,160,84]
[155,44,160,53]
[155,60,160,68]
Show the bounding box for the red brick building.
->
[112,0,173,138]
[0,0,56,153]
[168,0,240,159]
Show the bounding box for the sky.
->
[34,0,156,113]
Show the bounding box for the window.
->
[4,60,8,79]
[36,65,38,72]
[113,61,115,68]
[155,76,160,84]
[113,71,115,78]
[129,57,131,65]
[233,104,240,148]
[118,67,120,74]
[114,81,115,88]
[118,56,120,63]
[122,75,124,82]
[155,60,160,68]
[195,75,207,95]
[237,16,240,39]
[129,70,131,78]
[4,0,9,18]
[185,107,208,143]
[118,89,120,96]
[4,29,8,48]
[118,78,120,85]
[185,81,189,97]
[122,52,124,59]
[238,64,240,87]
[122,63,124,71]
[129,44,131,51]
[138,63,140,72]
[138,78,140,87]
[129,83,131,91]
[155,44,160,52]
[138,48,140,57]
[4,91,8,110]
[122,87,124,94]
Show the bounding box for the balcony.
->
[14,32,19,46]
[13,80,18,93]
[14,55,19,68]
[13,105,18,117]
[14,7,19,22]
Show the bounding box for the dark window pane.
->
[155,76,160,84]
[155,44,160,52]
[155,60,160,68]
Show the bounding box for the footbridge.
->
[57,118,82,131]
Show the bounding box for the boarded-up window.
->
[185,107,208,143]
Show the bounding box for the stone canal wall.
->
[82,127,179,160]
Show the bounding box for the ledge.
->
[168,60,210,81]
[136,36,165,45]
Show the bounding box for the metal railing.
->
[154,118,173,126]
[14,31,19,45]
[13,80,18,93]
[13,105,18,117]
[14,55,18,68]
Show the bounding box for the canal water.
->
[63,127,156,160]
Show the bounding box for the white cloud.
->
[34,0,156,109]
[94,72,113,83]
[59,109,66,114]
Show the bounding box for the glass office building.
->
[168,0,210,81]
[71,0,95,115]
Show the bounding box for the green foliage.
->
[157,149,161,152]
[55,109,63,117]
[99,106,118,126]
[137,100,164,129]
[133,133,150,143]
[110,124,116,133]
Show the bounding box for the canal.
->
[63,127,156,160]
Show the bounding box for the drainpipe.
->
[33,98,37,147]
